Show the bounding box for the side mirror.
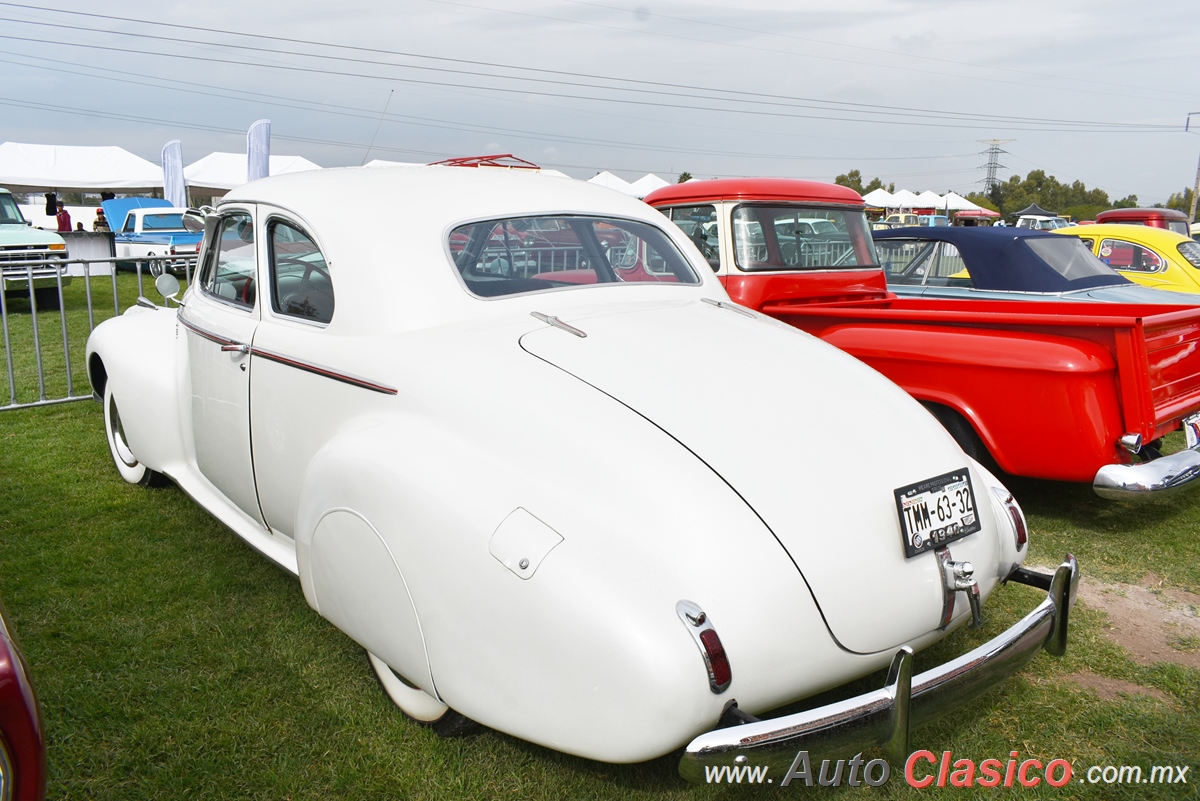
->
[155,273,181,301]
[182,206,213,233]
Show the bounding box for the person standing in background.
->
[93,208,110,232]
[56,201,71,232]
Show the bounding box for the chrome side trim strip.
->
[178,314,397,396]
[678,555,1079,783]
[250,347,398,396]
[178,313,238,348]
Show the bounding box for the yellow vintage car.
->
[1053,223,1200,293]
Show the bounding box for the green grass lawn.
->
[1,271,183,408]
[1,306,1198,798]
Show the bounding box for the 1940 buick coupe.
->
[85,165,1077,781]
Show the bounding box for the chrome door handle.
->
[220,343,250,354]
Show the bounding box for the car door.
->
[177,205,266,526]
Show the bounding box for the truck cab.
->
[1095,207,1191,237]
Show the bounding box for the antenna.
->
[361,89,395,167]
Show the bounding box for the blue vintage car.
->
[102,198,202,276]
[874,226,1199,304]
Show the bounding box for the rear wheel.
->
[922,402,999,473]
[104,382,169,487]
[367,651,477,737]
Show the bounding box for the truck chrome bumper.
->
[678,555,1079,784]
[1093,447,1200,499]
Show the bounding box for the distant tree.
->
[1165,187,1193,213]
[834,169,864,193]
[677,172,693,183]
[864,177,885,193]
[1111,194,1139,209]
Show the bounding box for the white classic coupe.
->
[85,165,1077,781]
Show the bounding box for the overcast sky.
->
[1,0,1198,203]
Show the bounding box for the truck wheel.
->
[33,287,60,311]
[367,651,478,737]
[922,403,999,473]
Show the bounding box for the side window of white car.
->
[202,212,257,307]
[269,221,334,324]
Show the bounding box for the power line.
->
[0,7,1179,132]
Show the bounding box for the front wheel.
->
[103,382,169,487]
[367,651,477,737]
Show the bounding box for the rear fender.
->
[293,411,845,764]
[821,324,1123,481]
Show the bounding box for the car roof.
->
[874,225,1131,292]
[644,178,864,207]
[1096,207,1189,223]
[1053,223,1193,245]
[220,165,712,335]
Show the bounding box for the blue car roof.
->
[872,226,1131,292]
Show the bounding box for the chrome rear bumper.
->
[1093,447,1200,499]
[678,555,1079,784]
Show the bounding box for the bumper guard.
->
[1093,447,1200,499]
[678,554,1079,783]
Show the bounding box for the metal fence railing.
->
[1,255,196,412]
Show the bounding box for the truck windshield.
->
[731,205,877,271]
[0,194,26,225]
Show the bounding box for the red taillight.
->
[992,488,1028,549]
[677,600,732,694]
[699,629,731,690]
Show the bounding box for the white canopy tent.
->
[887,189,921,208]
[915,190,944,208]
[184,152,322,193]
[587,171,638,196]
[941,192,984,211]
[629,174,670,198]
[861,188,893,207]
[0,141,163,193]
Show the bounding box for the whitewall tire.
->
[104,382,168,487]
[367,651,477,737]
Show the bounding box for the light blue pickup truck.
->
[102,197,202,276]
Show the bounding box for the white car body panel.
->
[85,165,1035,766]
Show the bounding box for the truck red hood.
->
[519,299,1003,654]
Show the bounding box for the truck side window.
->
[269,221,334,324]
[661,205,719,269]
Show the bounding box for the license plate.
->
[894,470,981,558]
[1185,412,1200,449]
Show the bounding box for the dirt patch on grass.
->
[1065,670,1171,703]
[1075,573,1200,670]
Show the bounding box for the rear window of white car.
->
[449,215,700,298]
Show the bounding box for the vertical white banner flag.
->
[247,119,271,182]
[161,140,187,208]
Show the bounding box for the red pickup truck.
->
[645,179,1200,498]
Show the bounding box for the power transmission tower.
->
[978,139,1014,192]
